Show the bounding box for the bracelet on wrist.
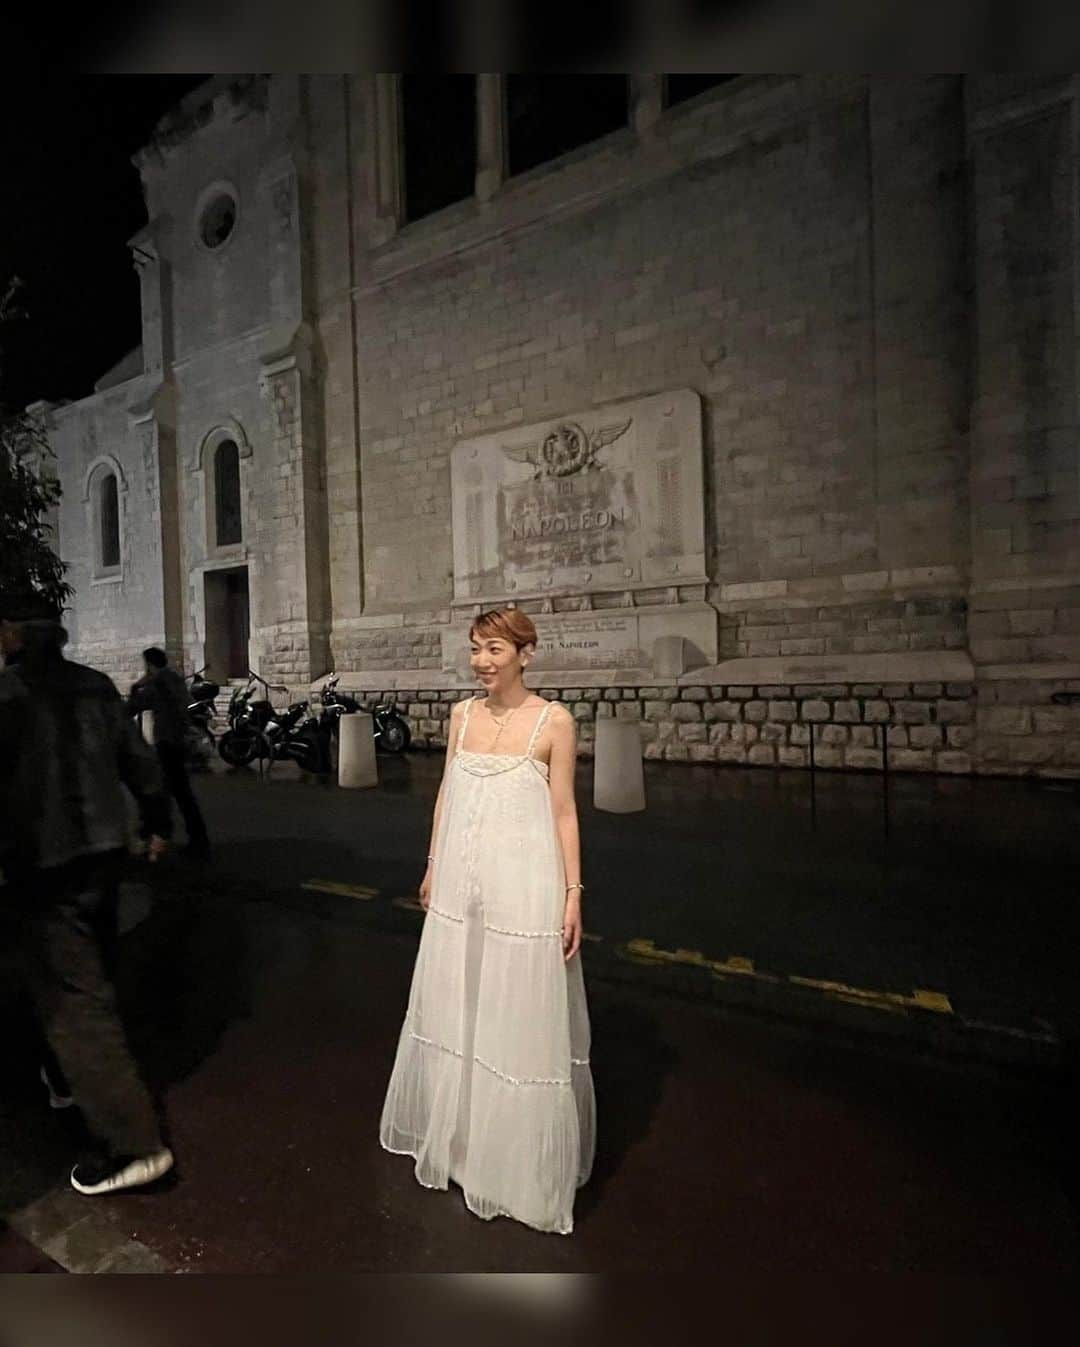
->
[565,882,584,895]
[426,855,435,864]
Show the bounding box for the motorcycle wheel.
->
[218,729,260,767]
[293,736,328,775]
[377,714,411,754]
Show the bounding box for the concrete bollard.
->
[338,712,378,789]
[593,716,646,813]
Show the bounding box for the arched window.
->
[214,439,242,546]
[99,472,120,570]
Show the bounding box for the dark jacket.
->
[0,637,171,874]
[127,665,189,748]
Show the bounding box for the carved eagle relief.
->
[501,418,632,479]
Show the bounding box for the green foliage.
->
[0,277,72,613]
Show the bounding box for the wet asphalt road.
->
[2,759,1080,1272]
[193,753,1080,1031]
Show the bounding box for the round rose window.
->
[198,192,237,249]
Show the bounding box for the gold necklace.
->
[487,697,527,750]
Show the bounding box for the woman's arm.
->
[546,705,583,961]
[420,699,464,908]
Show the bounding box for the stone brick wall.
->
[969,94,1078,636]
[317,666,1080,778]
[173,330,266,675]
[964,77,1080,776]
[719,589,968,661]
[45,75,1080,779]
[322,72,1078,780]
[140,77,330,687]
[331,625,443,675]
[346,78,963,628]
[140,76,275,364]
[307,77,368,634]
[369,681,979,775]
[49,381,175,690]
[977,677,1080,775]
[339,77,974,646]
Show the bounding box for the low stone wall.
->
[373,680,982,774]
[67,651,1080,779]
[977,677,1080,776]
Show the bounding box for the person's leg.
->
[2,867,73,1105]
[38,1035,73,1107]
[156,742,209,849]
[23,856,164,1160]
[4,983,73,1105]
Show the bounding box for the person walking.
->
[0,597,175,1195]
[128,647,210,858]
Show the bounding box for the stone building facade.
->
[43,74,1080,776]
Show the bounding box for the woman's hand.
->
[562,893,582,962]
[419,863,433,910]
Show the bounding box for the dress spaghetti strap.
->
[525,701,554,758]
[457,696,477,752]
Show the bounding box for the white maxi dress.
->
[379,697,595,1234]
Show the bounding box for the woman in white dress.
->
[380,607,595,1234]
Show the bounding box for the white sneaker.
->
[70,1147,175,1195]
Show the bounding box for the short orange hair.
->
[469,606,538,650]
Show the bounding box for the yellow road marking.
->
[392,896,426,913]
[911,989,953,1013]
[623,939,774,981]
[300,901,951,1019]
[302,880,379,900]
[788,975,953,1015]
[623,938,953,1014]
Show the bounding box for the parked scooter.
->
[183,667,220,768]
[319,673,411,754]
[217,671,277,767]
[223,673,270,735]
[218,670,327,774]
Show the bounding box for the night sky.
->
[0,74,206,412]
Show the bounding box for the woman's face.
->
[469,634,529,693]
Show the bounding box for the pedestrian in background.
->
[128,646,210,859]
